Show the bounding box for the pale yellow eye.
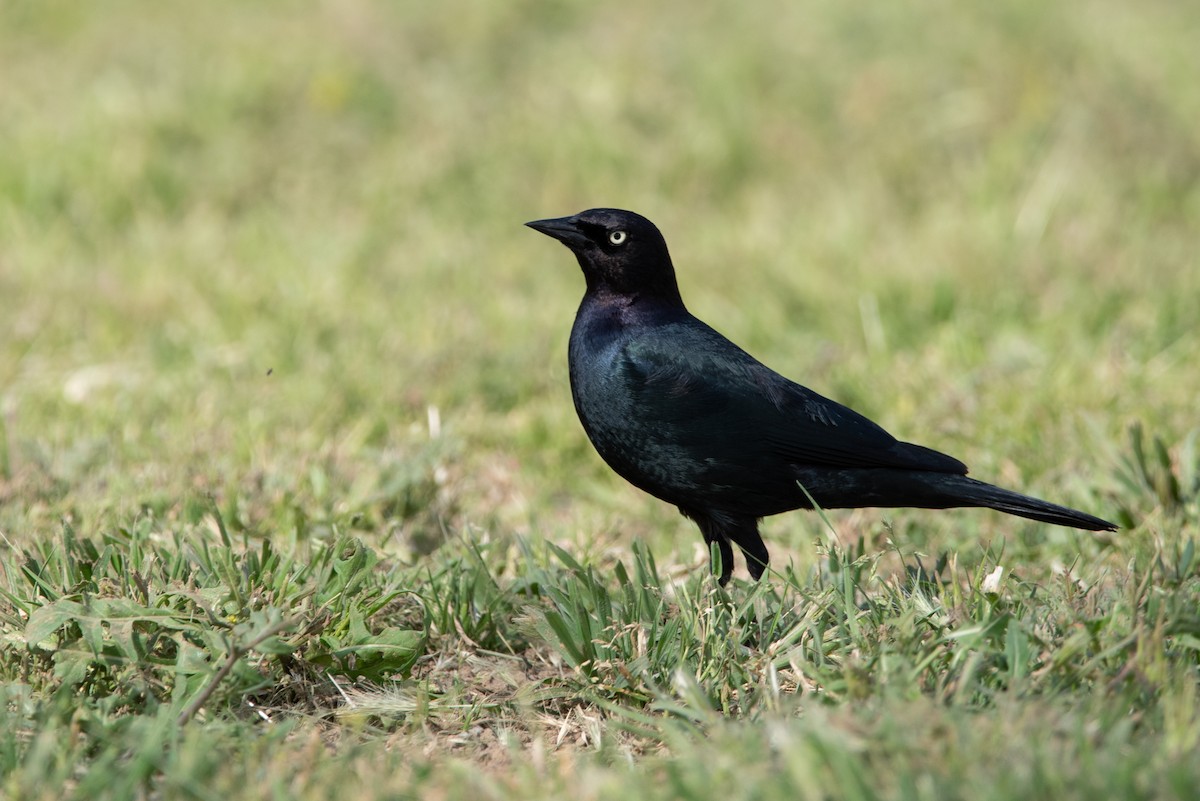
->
[608,230,628,245]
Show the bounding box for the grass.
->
[2,0,1199,798]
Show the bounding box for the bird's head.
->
[525,208,683,303]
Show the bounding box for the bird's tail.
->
[937,475,1116,531]
[794,467,1117,531]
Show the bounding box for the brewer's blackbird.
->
[526,208,1117,584]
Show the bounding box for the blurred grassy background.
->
[3,1,1200,798]
[3,0,1196,570]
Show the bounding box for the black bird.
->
[526,208,1117,584]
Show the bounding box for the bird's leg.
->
[726,518,770,581]
[681,509,735,585]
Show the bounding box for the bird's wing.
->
[759,376,968,473]
[621,324,967,475]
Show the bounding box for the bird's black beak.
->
[525,216,590,249]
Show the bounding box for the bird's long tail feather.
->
[928,475,1116,531]
[796,469,1117,532]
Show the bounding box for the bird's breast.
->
[566,311,716,505]
[567,315,630,425]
